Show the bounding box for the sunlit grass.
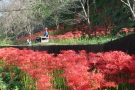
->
[33,35,120,45]
[33,31,135,45]
[0,35,120,46]
[0,39,14,46]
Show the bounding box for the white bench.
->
[40,36,49,43]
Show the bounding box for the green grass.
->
[51,68,69,90]
[0,76,7,90]
[0,40,13,46]
[32,35,120,46]
[0,60,37,90]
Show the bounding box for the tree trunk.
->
[80,0,91,29]
[56,17,59,30]
[133,0,135,21]
[87,0,90,30]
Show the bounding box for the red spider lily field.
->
[15,24,135,45]
[0,47,135,90]
[1,1,135,90]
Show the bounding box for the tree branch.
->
[0,8,30,12]
[121,0,130,7]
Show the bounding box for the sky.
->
[0,13,2,17]
[0,0,10,17]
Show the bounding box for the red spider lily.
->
[28,85,33,89]
[128,79,135,84]
[116,33,121,37]
[125,55,135,77]
[106,30,110,34]
[88,51,134,86]
[129,28,134,32]
[107,25,112,29]
[59,25,64,30]
[37,74,52,90]
[103,82,116,88]
[1,72,6,77]
[1,48,135,89]
[68,28,73,31]
[121,27,129,35]
[98,27,106,31]
[58,50,92,89]
[51,31,75,40]
[94,9,102,14]
[115,6,119,9]
[0,48,55,90]
[84,26,88,30]
[105,64,118,70]
[85,34,89,38]
[130,73,135,77]
[101,31,105,35]
[63,64,91,90]
[11,73,15,78]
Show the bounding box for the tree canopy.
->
[0,0,134,41]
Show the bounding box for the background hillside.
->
[0,0,134,45]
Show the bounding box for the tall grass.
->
[51,68,69,90]
[48,35,119,45]
[0,60,37,90]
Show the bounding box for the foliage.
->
[90,0,133,34]
[0,36,13,46]
[0,60,36,90]
[0,61,23,90]
[51,68,69,90]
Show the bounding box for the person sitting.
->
[35,36,41,43]
[43,28,49,38]
[35,27,49,43]
[26,38,31,45]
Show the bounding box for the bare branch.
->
[0,8,30,12]
[121,0,130,7]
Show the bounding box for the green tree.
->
[31,0,91,29]
[121,0,135,21]
[0,0,36,41]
